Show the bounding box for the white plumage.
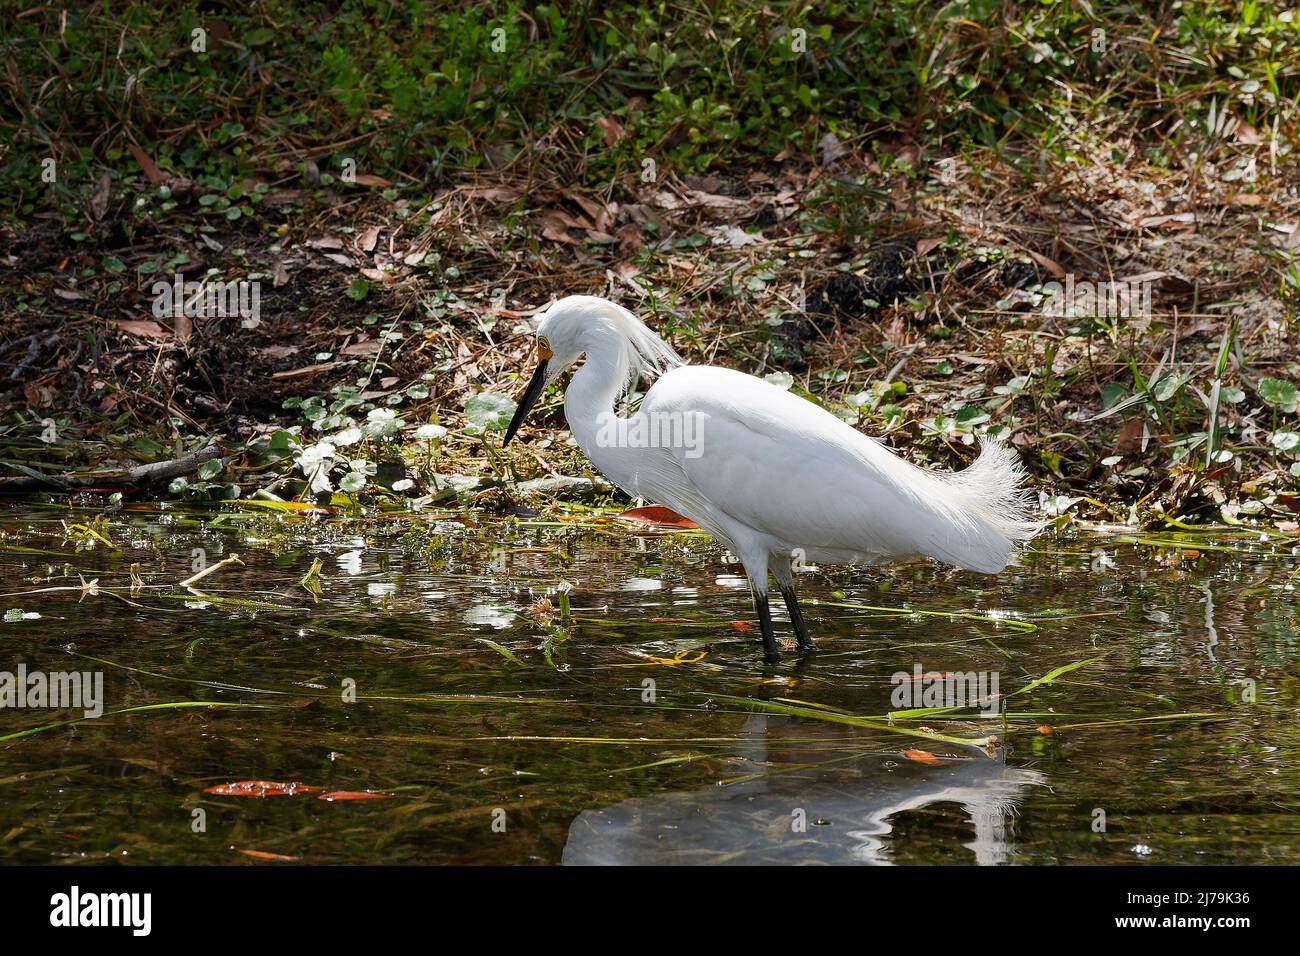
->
[504,295,1036,659]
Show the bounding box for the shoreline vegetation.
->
[2,2,1298,534]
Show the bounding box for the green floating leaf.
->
[464,392,517,435]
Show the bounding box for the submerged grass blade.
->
[1116,535,1292,555]
[1051,712,1223,731]
[1006,656,1106,698]
[712,657,1119,741]
[70,651,571,706]
[812,599,1040,633]
[705,694,995,749]
[476,638,527,666]
[0,701,263,742]
[608,753,713,773]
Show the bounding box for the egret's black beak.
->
[503,358,549,447]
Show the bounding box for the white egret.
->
[503,295,1036,661]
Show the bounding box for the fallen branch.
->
[0,447,222,495]
[180,553,244,589]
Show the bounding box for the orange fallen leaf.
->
[238,849,301,861]
[616,505,699,529]
[204,780,323,797]
[902,748,942,764]
[317,791,394,802]
[729,620,754,632]
[1036,725,1054,735]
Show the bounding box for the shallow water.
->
[1,502,1297,865]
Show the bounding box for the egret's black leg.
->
[753,590,779,662]
[780,584,816,652]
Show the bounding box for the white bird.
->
[503,295,1036,661]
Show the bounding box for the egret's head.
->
[503,296,682,447]
[501,297,586,447]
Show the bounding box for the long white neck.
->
[564,331,645,496]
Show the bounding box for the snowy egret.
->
[503,295,1035,661]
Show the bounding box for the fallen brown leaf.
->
[112,319,169,339]
[357,225,381,252]
[596,116,627,147]
[127,143,166,184]
[91,171,112,220]
[614,223,643,255]
[541,223,577,244]
[1026,249,1066,279]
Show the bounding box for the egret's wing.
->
[638,367,1020,572]
[673,408,928,560]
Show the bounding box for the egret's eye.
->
[537,337,553,361]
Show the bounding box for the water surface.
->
[1,503,1296,865]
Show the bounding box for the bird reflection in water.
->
[563,714,1045,865]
